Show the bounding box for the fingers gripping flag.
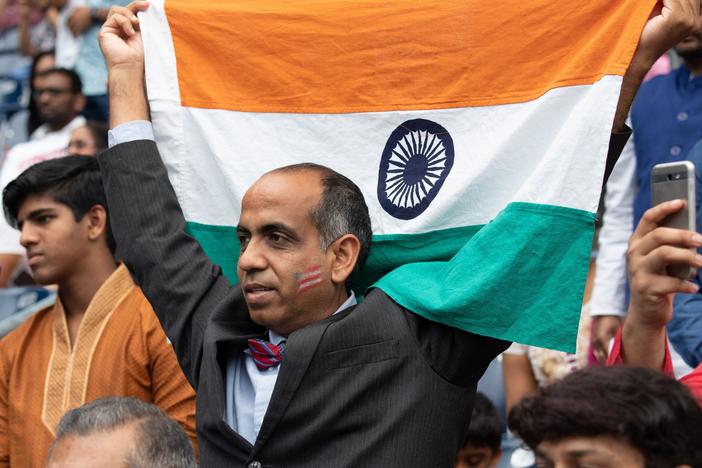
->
[140,0,656,352]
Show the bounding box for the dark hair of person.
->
[2,156,115,253]
[508,366,702,467]
[35,67,83,94]
[83,120,109,153]
[463,392,501,452]
[272,163,372,282]
[47,397,196,468]
[27,49,55,136]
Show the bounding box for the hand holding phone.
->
[651,161,697,279]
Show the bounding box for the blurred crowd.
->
[1,1,702,467]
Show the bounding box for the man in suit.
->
[97,1,700,467]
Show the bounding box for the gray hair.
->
[270,163,372,284]
[48,397,196,468]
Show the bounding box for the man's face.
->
[455,444,501,468]
[236,171,342,336]
[46,424,135,468]
[18,194,91,286]
[534,436,645,468]
[68,126,97,156]
[33,73,83,129]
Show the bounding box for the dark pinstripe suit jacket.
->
[99,140,509,468]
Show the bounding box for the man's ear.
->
[328,234,361,286]
[85,204,108,243]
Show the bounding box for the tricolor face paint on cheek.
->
[295,265,323,293]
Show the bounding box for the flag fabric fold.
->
[140,0,655,352]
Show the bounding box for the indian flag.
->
[140,0,655,352]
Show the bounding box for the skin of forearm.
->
[108,66,149,128]
[613,55,652,133]
[620,314,667,370]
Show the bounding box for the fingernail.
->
[694,234,702,244]
[670,199,684,207]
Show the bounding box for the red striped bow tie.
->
[247,338,286,370]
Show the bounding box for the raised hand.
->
[627,199,702,329]
[621,199,702,369]
[638,0,702,65]
[98,1,149,72]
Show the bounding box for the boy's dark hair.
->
[35,67,83,94]
[509,366,702,468]
[464,392,501,452]
[2,156,115,253]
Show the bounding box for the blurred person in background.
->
[17,0,57,59]
[509,366,702,467]
[0,66,84,288]
[454,393,502,468]
[46,397,197,468]
[53,0,128,122]
[4,48,55,149]
[0,156,197,466]
[67,119,106,155]
[590,18,702,365]
[0,0,54,77]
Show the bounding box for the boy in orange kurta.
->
[0,156,197,467]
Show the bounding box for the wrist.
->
[108,68,148,127]
[624,302,668,335]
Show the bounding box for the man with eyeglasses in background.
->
[0,67,86,289]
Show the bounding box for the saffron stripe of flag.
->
[140,0,656,352]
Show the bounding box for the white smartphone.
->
[651,161,697,279]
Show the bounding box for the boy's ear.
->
[85,204,108,242]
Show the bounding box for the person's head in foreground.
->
[236,163,372,335]
[455,392,502,468]
[509,366,702,468]
[45,396,196,468]
[67,120,109,156]
[2,156,115,287]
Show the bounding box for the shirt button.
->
[678,112,689,122]
[248,462,262,468]
[671,146,682,156]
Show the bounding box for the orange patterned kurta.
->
[0,265,198,467]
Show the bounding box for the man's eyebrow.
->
[236,226,250,235]
[261,222,298,237]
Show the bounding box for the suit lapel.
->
[250,309,351,454]
[209,317,265,452]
